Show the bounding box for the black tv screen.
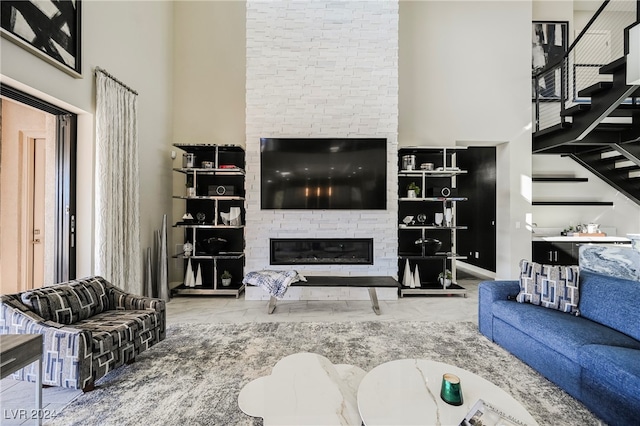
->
[261,138,387,210]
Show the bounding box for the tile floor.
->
[0,278,481,425]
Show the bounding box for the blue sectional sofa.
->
[479,270,640,425]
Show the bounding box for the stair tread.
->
[561,103,638,118]
[561,104,591,117]
[578,82,614,97]
[599,57,626,75]
[534,122,572,138]
[595,122,635,131]
[609,104,640,117]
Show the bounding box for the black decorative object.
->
[1,0,82,77]
[209,185,235,196]
[198,237,227,255]
[415,238,442,256]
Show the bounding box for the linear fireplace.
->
[270,238,374,265]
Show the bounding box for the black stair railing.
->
[532,0,638,132]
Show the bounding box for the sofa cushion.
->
[74,309,163,356]
[578,270,640,342]
[74,309,163,379]
[579,345,640,402]
[516,260,580,314]
[21,277,111,324]
[492,300,640,362]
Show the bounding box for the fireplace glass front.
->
[270,238,374,265]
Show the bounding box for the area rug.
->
[50,322,600,426]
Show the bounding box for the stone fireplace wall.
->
[245,1,399,290]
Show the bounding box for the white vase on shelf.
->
[445,208,453,227]
[439,277,452,289]
[435,213,444,226]
[195,263,203,286]
[185,258,195,287]
[413,266,421,288]
[402,259,413,287]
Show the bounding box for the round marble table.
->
[238,352,366,425]
[357,359,538,426]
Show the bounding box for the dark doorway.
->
[457,147,497,272]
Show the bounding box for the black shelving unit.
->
[172,144,246,297]
[397,147,468,297]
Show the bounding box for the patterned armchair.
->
[0,276,165,391]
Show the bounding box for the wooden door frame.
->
[2,84,77,284]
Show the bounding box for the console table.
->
[267,276,400,315]
[0,334,43,425]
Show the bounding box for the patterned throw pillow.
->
[21,277,111,324]
[516,259,580,315]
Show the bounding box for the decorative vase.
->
[186,187,196,197]
[439,277,452,289]
[195,263,203,286]
[183,242,193,257]
[413,266,421,288]
[145,247,154,297]
[185,258,195,287]
[402,259,413,287]
[445,208,453,227]
[157,214,169,300]
[407,189,416,199]
[435,213,444,226]
[222,278,232,287]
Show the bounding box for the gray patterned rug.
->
[51,322,600,426]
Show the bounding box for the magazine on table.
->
[459,399,529,426]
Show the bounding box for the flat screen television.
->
[261,138,387,210]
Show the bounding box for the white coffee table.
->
[238,352,366,425]
[357,359,538,426]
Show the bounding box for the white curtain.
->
[95,70,141,294]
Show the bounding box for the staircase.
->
[532,0,640,205]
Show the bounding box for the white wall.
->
[172,1,246,143]
[533,0,573,27]
[171,0,246,282]
[532,155,640,235]
[1,1,173,289]
[399,1,533,279]
[245,0,399,286]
